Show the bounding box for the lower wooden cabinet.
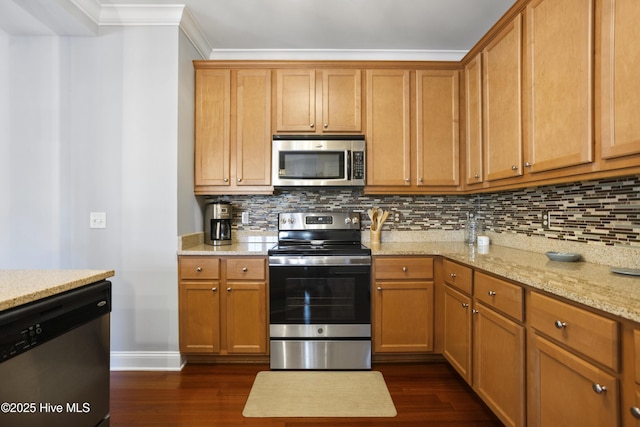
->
[178,256,268,356]
[442,284,472,382]
[473,301,525,427]
[529,334,619,427]
[373,257,434,353]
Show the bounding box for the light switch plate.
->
[90,212,107,229]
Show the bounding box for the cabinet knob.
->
[211,287,217,292]
[324,123,328,128]
[474,174,480,179]
[488,291,496,296]
[461,303,469,308]
[405,178,410,183]
[242,267,248,272]
[525,162,532,167]
[554,320,567,329]
[227,287,232,292]
[237,178,242,182]
[402,266,408,272]
[472,309,479,314]
[196,267,202,272]
[310,123,315,128]
[630,407,640,419]
[377,286,382,291]
[511,165,519,171]
[419,178,424,183]
[450,273,457,278]
[592,383,607,394]
[223,178,229,182]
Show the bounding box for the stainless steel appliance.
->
[272,135,366,187]
[0,280,111,427]
[204,201,232,245]
[268,211,372,370]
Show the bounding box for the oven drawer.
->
[270,339,371,370]
[374,257,434,280]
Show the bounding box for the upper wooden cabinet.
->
[416,70,460,188]
[482,15,523,182]
[275,69,362,133]
[366,69,411,187]
[600,0,640,162]
[523,0,594,173]
[464,54,483,186]
[194,68,273,195]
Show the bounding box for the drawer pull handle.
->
[402,266,408,272]
[450,273,457,278]
[242,267,248,272]
[196,267,202,272]
[488,291,496,296]
[377,287,382,291]
[227,287,232,292]
[592,384,607,394]
[211,287,217,292]
[461,303,469,308]
[631,407,640,419]
[554,320,567,329]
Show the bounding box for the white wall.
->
[1,24,201,369]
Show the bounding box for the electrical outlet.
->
[542,211,550,230]
[241,212,249,224]
[90,212,107,229]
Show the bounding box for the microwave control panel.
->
[353,151,365,180]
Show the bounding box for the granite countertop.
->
[179,237,640,324]
[0,270,115,311]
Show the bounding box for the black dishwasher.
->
[0,280,111,427]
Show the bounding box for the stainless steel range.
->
[268,211,372,370]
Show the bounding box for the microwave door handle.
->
[347,150,351,180]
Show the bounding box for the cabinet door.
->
[366,70,411,187]
[443,285,472,384]
[194,69,231,187]
[465,54,483,185]
[235,70,272,186]
[276,69,315,132]
[529,334,619,427]
[225,282,267,354]
[600,0,640,160]
[179,281,220,354]
[416,70,460,187]
[322,69,362,132]
[524,0,593,172]
[374,281,433,353]
[473,302,525,427]
[483,15,523,182]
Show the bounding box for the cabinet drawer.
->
[474,272,524,322]
[529,292,619,371]
[634,329,640,384]
[443,259,472,294]
[179,257,220,280]
[226,257,266,280]
[374,257,433,280]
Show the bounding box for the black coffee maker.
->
[204,201,232,245]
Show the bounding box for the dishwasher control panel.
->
[0,280,111,363]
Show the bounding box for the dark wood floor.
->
[110,362,504,426]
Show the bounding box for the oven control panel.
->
[278,212,361,230]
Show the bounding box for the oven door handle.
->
[268,255,371,266]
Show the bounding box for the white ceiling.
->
[0,0,516,60]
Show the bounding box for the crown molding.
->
[208,49,468,62]
[99,4,185,26]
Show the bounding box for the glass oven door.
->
[269,263,370,326]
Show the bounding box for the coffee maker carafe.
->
[204,201,232,245]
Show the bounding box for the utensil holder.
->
[370,229,381,245]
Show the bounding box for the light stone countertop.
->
[178,233,640,324]
[0,270,115,311]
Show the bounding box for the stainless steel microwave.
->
[272,135,366,187]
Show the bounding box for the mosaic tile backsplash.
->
[207,175,640,249]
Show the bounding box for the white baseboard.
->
[110,351,185,371]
